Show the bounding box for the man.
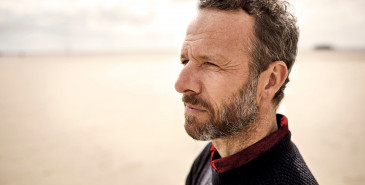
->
[174,0,318,184]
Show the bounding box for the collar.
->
[209,114,290,173]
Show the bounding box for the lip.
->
[185,103,207,114]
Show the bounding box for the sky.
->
[0,0,364,55]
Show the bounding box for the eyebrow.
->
[198,55,215,61]
[180,53,219,62]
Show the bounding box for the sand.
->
[0,51,364,185]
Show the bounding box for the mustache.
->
[182,94,213,112]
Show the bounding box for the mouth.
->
[184,103,207,114]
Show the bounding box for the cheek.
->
[201,75,241,107]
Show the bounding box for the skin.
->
[175,9,288,157]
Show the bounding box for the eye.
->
[204,62,218,67]
[181,60,189,65]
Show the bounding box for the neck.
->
[211,111,278,158]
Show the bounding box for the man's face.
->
[175,9,259,140]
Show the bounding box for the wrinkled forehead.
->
[183,9,255,60]
[186,9,255,43]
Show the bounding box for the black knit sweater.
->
[186,133,318,185]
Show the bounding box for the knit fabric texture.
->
[186,133,318,185]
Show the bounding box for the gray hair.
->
[199,0,299,107]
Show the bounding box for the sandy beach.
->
[0,51,364,185]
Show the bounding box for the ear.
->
[256,61,288,105]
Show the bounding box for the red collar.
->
[209,114,290,173]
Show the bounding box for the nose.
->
[174,63,201,95]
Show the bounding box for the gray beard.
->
[184,77,259,140]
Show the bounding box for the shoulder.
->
[257,134,319,185]
[233,133,318,185]
[275,141,318,184]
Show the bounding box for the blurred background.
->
[0,0,364,185]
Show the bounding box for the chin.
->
[184,125,212,141]
[184,115,211,140]
[184,118,218,141]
